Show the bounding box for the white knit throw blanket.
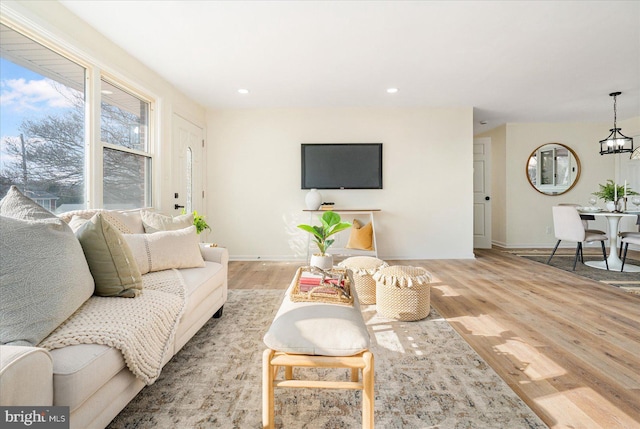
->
[39,269,186,385]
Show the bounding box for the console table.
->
[303,209,380,261]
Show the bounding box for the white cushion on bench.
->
[263,283,370,357]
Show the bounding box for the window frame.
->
[0,16,157,210]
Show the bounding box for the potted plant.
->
[592,179,638,211]
[298,211,351,270]
[182,209,211,234]
[192,210,211,235]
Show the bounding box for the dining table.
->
[579,209,640,272]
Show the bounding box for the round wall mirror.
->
[526,143,581,195]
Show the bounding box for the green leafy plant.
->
[182,209,211,234]
[297,211,351,256]
[592,179,638,202]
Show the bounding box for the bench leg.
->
[262,349,275,429]
[351,367,359,382]
[362,351,374,429]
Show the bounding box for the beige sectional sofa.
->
[0,186,228,429]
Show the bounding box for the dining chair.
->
[618,215,640,257]
[548,206,609,270]
[620,234,640,271]
[558,203,605,234]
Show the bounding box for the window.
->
[100,79,152,208]
[0,23,154,211]
[0,23,86,212]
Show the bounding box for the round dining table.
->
[580,210,640,272]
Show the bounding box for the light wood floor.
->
[228,249,640,429]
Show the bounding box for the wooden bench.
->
[262,267,374,429]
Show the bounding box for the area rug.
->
[107,290,547,429]
[512,249,640,295]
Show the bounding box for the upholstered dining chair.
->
[618,215,640,257]
[548,206,609,271]
[620,234,640,271]
[558,203,605,234]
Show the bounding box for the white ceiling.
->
[58,0,640,134]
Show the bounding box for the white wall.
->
[2,0,207,213]
[206,107,474,260]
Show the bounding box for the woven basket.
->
[373,266,432,321]
[338,256,388,304]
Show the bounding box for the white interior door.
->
[172,115,204,215]
[473,137,492,248]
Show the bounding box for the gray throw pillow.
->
[75,213,143,297]
[0,187,95,346]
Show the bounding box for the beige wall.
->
[2,0,207,213]
[206,107,475,260]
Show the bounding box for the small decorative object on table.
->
[592,179,638,212]
[298,211,351,270]
[290,266,354,306]
[305,188,322,210]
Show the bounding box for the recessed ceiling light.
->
[238,88,249,94]
[386,88,399,94]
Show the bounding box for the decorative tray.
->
[289,266,354,306]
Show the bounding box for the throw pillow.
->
[0,185,56,221]
[0,186,94,346]
[123,225,205,274]
[75,213,143,298]
[60,209,143,234]
[141,210,193,233]
[345,219,374,251]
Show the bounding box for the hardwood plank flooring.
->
[228,249,640,429]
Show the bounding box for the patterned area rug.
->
[107,290,547,429]
[512,249,640,295]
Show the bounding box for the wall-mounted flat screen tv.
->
[301,143,383,189]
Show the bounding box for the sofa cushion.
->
[123,226,205,274]
[49,344,126,412]
[75,213,143,298]
[0,186,94,346]
[141,210,193,233]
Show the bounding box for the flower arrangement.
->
[592,179,638,202]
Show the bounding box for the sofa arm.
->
[0,346,53,406]
[199,244,229,266]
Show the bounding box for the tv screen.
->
[301,143,383,189]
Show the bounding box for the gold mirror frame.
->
[526,143,581,196]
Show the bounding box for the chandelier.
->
[599,91,634,155]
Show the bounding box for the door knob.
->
[174,204,185,210]
[485,196,490,201]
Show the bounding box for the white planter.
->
[310,254,333,271]
[305,189,322,210]
[606,201,616,212]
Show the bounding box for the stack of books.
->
[298,271,344,294]
[320,202,335,210]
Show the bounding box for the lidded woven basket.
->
[338,256,388,304]
[373,265,432,321]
